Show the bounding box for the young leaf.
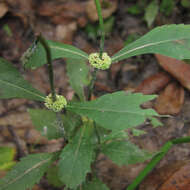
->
[67,91,158,131]
[144,0,159,28]
[66,59,90,101]
[23,40,89,69]
[0,153,53,190]
[28,109,63,140]
[58,125,95,189]
[0,58,45,101]
[112,24,190,63]
[101,141,152,166]
[82,178,109,190]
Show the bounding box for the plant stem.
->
[37,34,56,102]
[94,0,105,58]
[88,68,98,100]
[127,136,190,190]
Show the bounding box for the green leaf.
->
[102,141,152,166]
[144,0,159,28]
[46,165,64,188]
[0,153,53,190]
[67,91,158,131]
[112,24,190,63]
[131,129,146,136]
[58,125,95,189]
[149,117,163,128]
[82,178,109,190]
[23,40,88,69]
[0,147,16,171]
[160,0,175,16]
[66,59,90,101]
[28,109,63,140]
[0,58,45,101]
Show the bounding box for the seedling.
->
[1,0,190,190]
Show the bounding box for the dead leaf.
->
[135,72,171,95]
[86,0,117,22]
[154,82,184,115]
[0,3,8,18]
[139,160,190,190]
[155,54,190,90]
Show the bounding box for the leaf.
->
[46,165,64,188]
[111,24,190,63]
[101,141,152,166]
[0,153,53,190]
[0,58,45,101]
[67,91,158,131]
[23,40,88,69]
[66,59,90,101]
[0,147,16,171]
[131,129,146,136]
[82,178,109,190]
[160,0,175,16]
[58,125,95,189]
[28,109,63,140]
[144,0,159,28]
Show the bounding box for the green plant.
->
[1,0,190,190]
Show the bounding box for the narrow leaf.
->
[28,109,63,140]
[66,59,90,101]
[144,0,159,27]
[23,40,89,69]
[58,125,95,189]
[112,24,190,63]
[0,153,53,190]
[102,141,152,166]
[67,91,158,131]
[0,58,45,101]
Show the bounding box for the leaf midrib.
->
[50,45,88,60]
[1,157,51,190]
[111,38,184,62]
[67,105,155,116]
[0,79,45,100]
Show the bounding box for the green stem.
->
[37,34,56,102]
[127,136,190,190]
[94,0,105,58]
[88,68,98,100]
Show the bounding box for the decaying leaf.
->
[135,72,171,95]
[155,54,190,90]
[139,160,190,190]
[154,82,184,115]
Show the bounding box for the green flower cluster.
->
[44,94,67,112]
[89,52,111,70]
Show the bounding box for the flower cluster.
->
[44,94,67,112]
[89,52,111,70]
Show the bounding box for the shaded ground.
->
[1,0,190,189]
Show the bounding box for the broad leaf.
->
[28,109,63,140]
[23,40,88,69]
[0,153,53,190]
[67,91,158,131]
[112,24,190,63]
[58,125,95,189]
[66,59,90,101]
[0,58,45,101]
[102,141,152,166]
[82,178,109,190]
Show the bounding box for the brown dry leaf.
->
[155,54,190,90]
[154,82,184,115]
[86,0,117,22]
[135,72,171,95]
[139,160,190,190]
[0,3,8,18]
